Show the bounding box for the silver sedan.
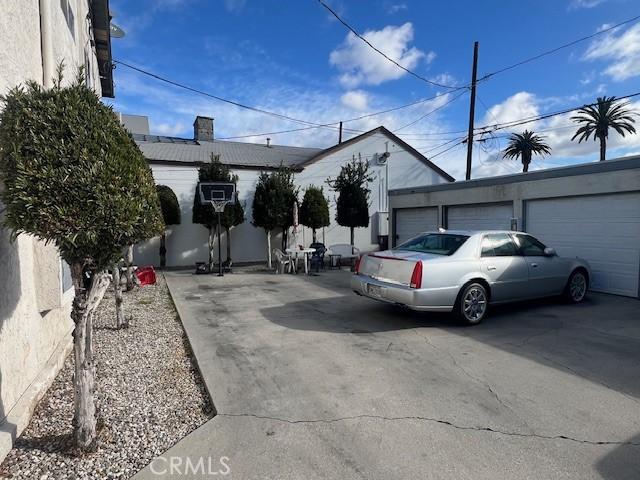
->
[351,230,591,325]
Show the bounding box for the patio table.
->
[285,248,316,275]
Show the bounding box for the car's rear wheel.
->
[565,270,588,303]
[456,282,488,325]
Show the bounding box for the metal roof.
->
[133,134,323,169]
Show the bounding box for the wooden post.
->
[338,121,343,144]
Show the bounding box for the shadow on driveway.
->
[261,272,640,401]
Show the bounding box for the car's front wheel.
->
[456,282,489,325]
[565,270,588,303]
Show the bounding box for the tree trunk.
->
[312,228,317,243]
[125,245,135,291]
[281,227,288,251]
[266,229,272,269]
[112,262,127,329]
[159,233,167,269]
[599,136,606,161]
[350,227,355,254]
[70,264,110,450]
[208,225,215,272]
[522,161,529,173]
[225,226,231,263]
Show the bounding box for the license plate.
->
[367,284,384,298]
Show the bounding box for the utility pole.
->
[338,121,343,144]
[465,41,479,181]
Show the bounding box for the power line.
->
[394,90,467,131]
[317,0,462,90]
[114,59,342,131]
[478,14,640,82]
[115,59,466,141]
[474,91,640,134]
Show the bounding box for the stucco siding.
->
[0,0,103,461]
[134,165,279,267]
[0,0,42,97]
[295,132,450,252]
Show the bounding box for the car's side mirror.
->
[544,247,556,257]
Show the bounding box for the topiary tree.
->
[0,69,163,450]
[156,185,181,268]
[192,154,241,271]
[252,167,297,268]
[220,192,244,265]
[300,185,330,243]
[327,158,373,251]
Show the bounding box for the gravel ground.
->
[0,273,214,479]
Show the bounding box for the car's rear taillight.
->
[354,255,363,273]
[409,262,423,289]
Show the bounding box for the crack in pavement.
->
[215,412,640,447]
[413,330,527,426]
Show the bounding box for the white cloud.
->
[386,3,408,14]
[583,23,640,81]
[481,92,539,128]
[568,0,605,9]
[329,23,431,87]
[153,121,188,136]
[340,90,369,111]
[111,65,460,150]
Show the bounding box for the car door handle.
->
[487,265,497,271]
[530,263,538,268]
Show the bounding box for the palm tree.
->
[503,130,551,173]
[571,96,636,161]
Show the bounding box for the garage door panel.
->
[447,203,513,231]
[395,207,438,245]
[526,193,640,297]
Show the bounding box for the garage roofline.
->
[389,155,640,196]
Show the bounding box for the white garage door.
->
[395,207,439,245]
[447,203,513,231]
[526,193,640,297]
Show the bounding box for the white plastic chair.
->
[273,248,294,274]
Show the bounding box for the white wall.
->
[135,165,282,267]
[295,132,450,253]
[0,0,103,462]
[135,133,451,267]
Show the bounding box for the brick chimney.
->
[193,116,214,141]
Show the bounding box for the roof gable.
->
[298,126,455,182]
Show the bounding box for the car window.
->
[481,233,519,257]
[395,234,469,256]
[514,234,547,256]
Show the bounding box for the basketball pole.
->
[217,210,223,277]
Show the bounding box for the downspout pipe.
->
[39,0,54,88]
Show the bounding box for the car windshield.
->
[395,233,469,255]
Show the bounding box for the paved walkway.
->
[134,268,640,480]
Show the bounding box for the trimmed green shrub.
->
[0,70,163,449]
[156,185,181,267]
[300,185,330,243]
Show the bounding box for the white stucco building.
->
[126,115,454,267]
[0,0,114,461]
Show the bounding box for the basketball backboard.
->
[198,182,236,204]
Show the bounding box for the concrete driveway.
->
[135,268,640,480]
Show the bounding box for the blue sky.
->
[108,0,640,179]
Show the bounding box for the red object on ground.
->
[135,266,157,286]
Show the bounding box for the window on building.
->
[60,0,75,38]
[84,50,92,87]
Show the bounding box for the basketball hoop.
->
[197,182,236,277]
[210,200,229,213]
